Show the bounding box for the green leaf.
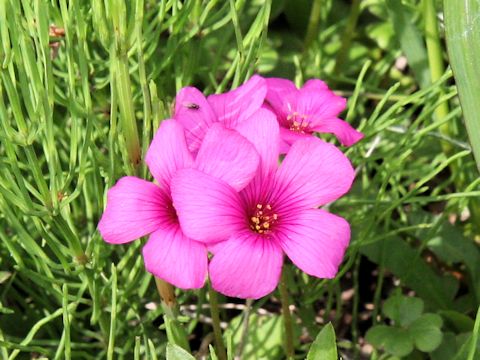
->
[228,314,284,360]
[444,0,480,172]
[307,323,338,360]
[0,301,14,315]
[383,295,424,327]
[386,0,430,88]
[209,345,219,360]
[166,344,195,360]
[452,331,480,360]
[283,0,312,35]
[439,310,475,333]
[431,332,460,360]
[454,306,480,360]
[164,315,191,352]
[366,22,394,51]
[366,325,414,357]
[0,271,11,284]
[409,210,480,301]
[410,314,443,352]
[360,237,457,309]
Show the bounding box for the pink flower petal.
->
[279,138,291,154]
[207,75,267,128]
[278,127,311,153]
[143,225,207,289]
[195,123,260,191]
[235,108,280,177]
[297,87,347,121]
[265,78,298,120]
[276,209,350,278]
[312,117,364,146]
[209,231,283,299]
[302,79,329,92]
[171,169,245,243]
[174,87,217,153]
[274,138,355,210]
[98,177,172,244]
[145,119,194,190]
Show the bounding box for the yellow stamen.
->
[249,204,279,234]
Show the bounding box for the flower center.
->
[249,204,278,234]
[167,200,179,223]
[287,112,309,133]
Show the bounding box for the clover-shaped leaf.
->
[366,325,413,357]
[409,313,443,352]
[383,294,424,327]
[366,295,443,357]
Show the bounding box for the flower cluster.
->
[98,76,362,299]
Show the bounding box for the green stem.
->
[107,265,117,360]
[115,53,141,169]
[110,0,140,171]
[468,306,480,360]
[303,0,322,50]
[236,298,253,359]
[208,283,227,360]
[280,269,294,359]
[333,0,361,74]
[155,278,190,351]
[351,257,361,359]
[423,0,451,149]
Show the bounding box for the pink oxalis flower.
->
[264,78,364,152]
[98,120,260,289]
[174,75,267,153]
[171,111,355,299]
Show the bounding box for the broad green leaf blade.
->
[439,310,475,333]
[360,237,457,309]
[228,314,284,360]
[408,210,480,301]
[444,0,480,173]
[307,323,338,360]
[166,344,195,360]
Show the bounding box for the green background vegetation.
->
[0,0,479,359]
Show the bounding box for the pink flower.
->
[265,78,364,152]
[98,120,260,289]
[171,112,355,299]
[174,75,267,153]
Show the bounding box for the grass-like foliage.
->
[0,0,479,359]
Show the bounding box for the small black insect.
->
[183,102,200,110]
